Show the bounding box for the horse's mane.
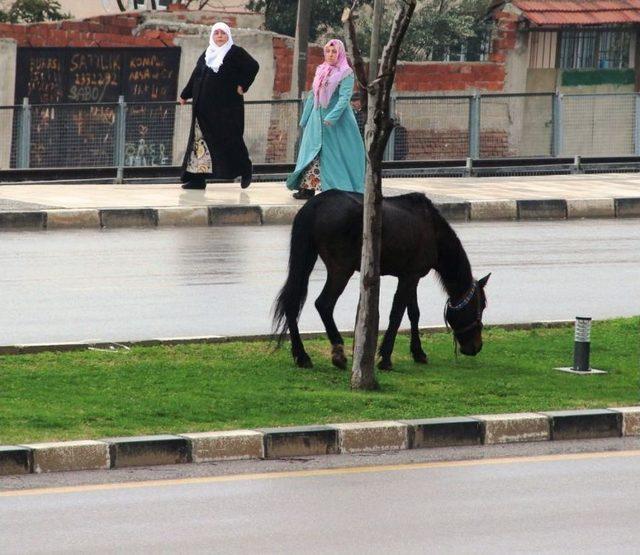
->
[385,192,436,211]
[387,192,472,294]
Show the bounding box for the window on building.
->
[559,29,631,69]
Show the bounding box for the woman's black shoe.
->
[293,189,315,200]
[181,180,206,190]
[240,174,252,189]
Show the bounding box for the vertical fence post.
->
[468,92,480,159]
[294,94,304,161]
[114,95,126,184]
[552,91,563,157]
[384,92,397,161]
[635,93,640,156]
[17,97,31,169]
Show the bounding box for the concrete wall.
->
[0,39,17,169]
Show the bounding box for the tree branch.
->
[341,3,368,109]
[370,0,416,159]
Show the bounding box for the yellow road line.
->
[3,449,640,498]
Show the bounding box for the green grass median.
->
[1,317,638,445]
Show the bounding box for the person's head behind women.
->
[206,22,233,72]
[313,38,352,108]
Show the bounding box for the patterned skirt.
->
[185,121,213,174]
[299,156,321,191]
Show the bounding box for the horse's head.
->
[445,273,490,356]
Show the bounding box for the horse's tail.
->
[272,202,319,347]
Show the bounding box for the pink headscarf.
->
[312,39,353,108]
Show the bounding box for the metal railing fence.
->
[2,93,640,176]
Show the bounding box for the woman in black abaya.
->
[179,22,259,189]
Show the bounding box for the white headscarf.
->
[205,22,233,73]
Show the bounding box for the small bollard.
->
[555,316,606,375]
[573,316,591,371]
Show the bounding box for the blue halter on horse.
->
[272,190,491,370]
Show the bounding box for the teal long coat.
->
[286,74,365,192]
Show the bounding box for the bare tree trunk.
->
[350,0,416,390]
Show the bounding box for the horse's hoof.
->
[412,351,429,364]
[378,359,393,371]
[296,354,313,368]
[331,345,347,370]
[331,353,347,370]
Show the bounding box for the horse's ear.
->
[478,273,491,288]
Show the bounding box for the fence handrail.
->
[4,91,640,110]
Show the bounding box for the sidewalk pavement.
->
[0,173,639,229]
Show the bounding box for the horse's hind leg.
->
[315,269,352,369]
[288,315,313,368]
[378,277,417,371]
[407,285,428,364]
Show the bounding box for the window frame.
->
[558,27,632,70]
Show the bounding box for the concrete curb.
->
[0,320,575,356]
[1,408,638,476]
[0,198,637,231]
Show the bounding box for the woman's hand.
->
[237,86,245,95]
[178,98,187,105]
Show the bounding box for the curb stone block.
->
[100,208,158,228]
[262,205,300,225]
[615,197,640,218]
[181,430,264,462]
[157,207,208,226]
[566,199,614,219]
[106,435,191,468]
[21,440,110,473]
[402,417,482,449]
[469,200,517,221]
[611,406,640,436]
[0,211,46,230]
[542,409,621,440]
[46,209,101,229]
[0,446,32,475]
[517,199,567,220]
[332,421,408,453]
[435,202,469,221]
[208,205,262,225]
[475,413,550,444]
[258,425,338,458]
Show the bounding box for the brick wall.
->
[395,62,505,92]
[265,123,289,162]
[0,14,176,47]
[402,129,511,160]
[271,7,518,96]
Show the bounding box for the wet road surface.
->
[2,439,640,554]
[0,219,638,345]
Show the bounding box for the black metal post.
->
[572,316,591,372]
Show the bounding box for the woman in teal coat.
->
[286,39,366,200]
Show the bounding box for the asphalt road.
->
[2,440,640,554]
[1,219,638,345]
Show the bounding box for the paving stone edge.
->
[0,197,637,231]
[2,408,638,475]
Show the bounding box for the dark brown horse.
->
[273,190,490,370]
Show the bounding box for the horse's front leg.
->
[378,277,416,371]
[407,285,428,364]
[315,271,352,369]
